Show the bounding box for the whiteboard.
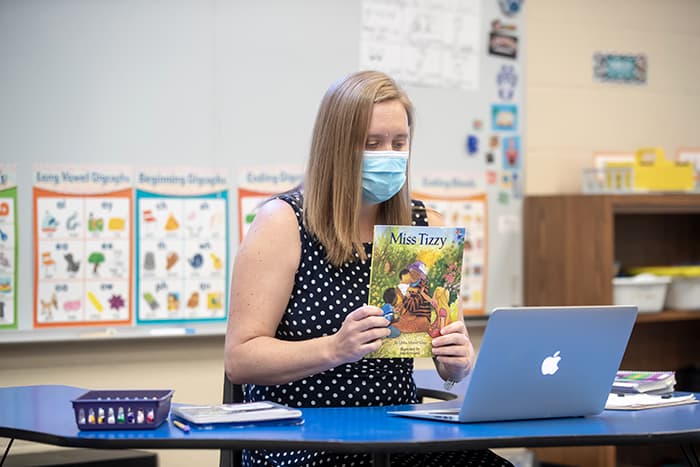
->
[0,0,526,342]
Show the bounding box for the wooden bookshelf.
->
[524,193,700,467]
[635,309,700,323]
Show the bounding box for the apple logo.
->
[540,351,562,376]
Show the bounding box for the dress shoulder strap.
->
[411,199,429,227]
[275,191,304,228]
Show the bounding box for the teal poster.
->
[135,168,229,325]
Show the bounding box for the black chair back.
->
[219,374,244,467]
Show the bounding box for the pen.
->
[173,419,190,433]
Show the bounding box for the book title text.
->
[390,231,446,249]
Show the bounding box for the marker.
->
[149,327,195,337]
[172,419,190,433]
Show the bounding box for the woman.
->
[225,70,511,466]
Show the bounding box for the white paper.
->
[605,393,697,410]
[360,0,481,90]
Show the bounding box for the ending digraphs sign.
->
[135,167,229,325]
[33,165,133,328]
[412,172,488,316]
[0,165,18,329]
[236,165,303,243]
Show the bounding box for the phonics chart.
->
[236,165,303,242]
[425,195,487,315]
[135,168,229,324]
[0,165,17,329]
[33,166,133,327]
[413,173,488,315]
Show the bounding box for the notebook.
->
[171,401,302,425]
[389,305,638,423]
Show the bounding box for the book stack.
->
[612,370,676,395]
[606,370,698,411]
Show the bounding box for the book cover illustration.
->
[366,225,465,358]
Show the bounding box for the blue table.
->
[1,383,699,466]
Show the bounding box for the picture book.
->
[366,225,466,358]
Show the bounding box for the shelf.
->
[635,309,700,323]
[524,193,700,467]
[609,194,700,214]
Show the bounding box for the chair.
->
[219,374,457,467]
[220,375,245,467]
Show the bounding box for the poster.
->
[593,52,647,84]
[135,168,229,324]
[0,165,18,329]
[33,165,133,327]
[360,0,481,90]
[237,165,303,243]
[413,172,487,315]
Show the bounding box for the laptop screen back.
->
[458,305,637,422]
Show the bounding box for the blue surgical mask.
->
[361,150,409,204]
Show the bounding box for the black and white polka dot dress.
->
[242,191,512,467]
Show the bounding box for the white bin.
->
[666,277,700,310]
[627,266,700,311]
[612,275,671,313]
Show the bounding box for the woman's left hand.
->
[431,320,474,382]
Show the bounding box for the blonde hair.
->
[303,70,414,267]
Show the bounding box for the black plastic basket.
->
[71,389,173,430]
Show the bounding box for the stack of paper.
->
[612,370,676,395]
[605,393,697,411]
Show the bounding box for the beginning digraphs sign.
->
[33,165,133,328]
[135,168,229,325]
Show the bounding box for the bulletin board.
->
[0,0,526,343]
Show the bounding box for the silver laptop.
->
[389,305,638,423]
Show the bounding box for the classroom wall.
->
[526,0,700,194]
[2,1,700,466]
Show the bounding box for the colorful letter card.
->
[33,165,133,327]
[136,168,229,324]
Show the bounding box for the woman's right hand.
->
[331,306,392,364]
